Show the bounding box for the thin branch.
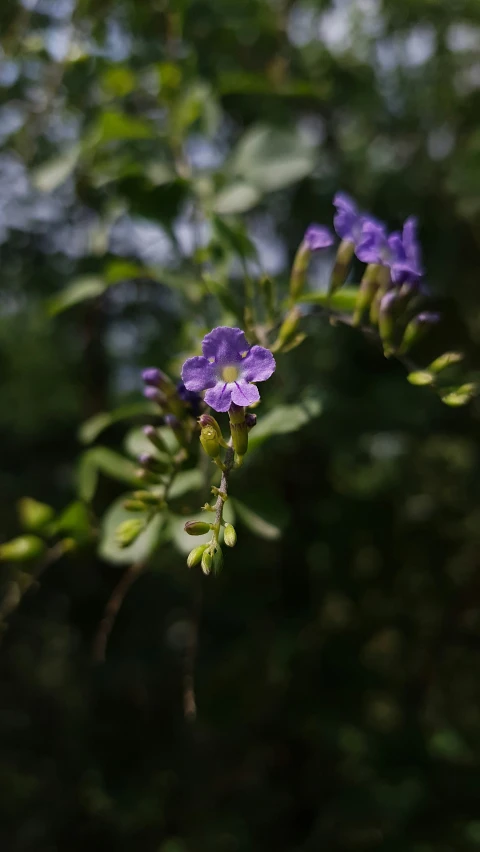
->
[92,561,146,664]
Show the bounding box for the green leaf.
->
[18,497,55,532]
[32,145,80,192]
[99,496,166,565]
[231,498,282,541]
[168,469,203,499]
[248,396,322,451]
[47,276,106,317]
[54,501,91,544]
[297,287,359,312]
[79,402,158,445]
[104,260,157,284]
[230,125,316,192]
[95,110,155,143]
[77,447,139,502]
[213,182,261,214]
[101,65,136,97]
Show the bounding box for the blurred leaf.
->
[47,277,106,317]
[95,110,155,143]
[249,396,322,451]
[17,497,55,532]
[429,728,471,762]
[168,469,203,499]
[32,145,80,192]
[101,65,136,97]
[79,402,157,444]
[78,447,138,502]
[99,496,166,565]
[54,501,91,544]
[213,182,261,214]
[232,498,282,541]
[297,287,359,311]
[230,125,316,192]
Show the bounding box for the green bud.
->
[329,239,355,295]
[429,351,464,373]
[398,311,441,355]
[200,424,221,459]
[114,518,145,548]
[0,535,46,562]
[212,546,224,574]
[223,523,237,548]
[201,549,213,575]
[289,241,310,302]
[143,425,168,453]
[378,290,402,355]
[133,490,163,505]
[184,520,212,536]
[273,306,301,351]
[198,414,228,445]
[187,544,208,568]
[229,403,248,457]
[135,468,159,484]
[352,264,380,326]
[17,497,55,532]
[123,500,148,512]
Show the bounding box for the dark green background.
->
[1,1,480,850]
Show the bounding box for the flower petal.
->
[231,380,260,407]
[241,346,276,383]
[304,224,334,251]
[202,326,249,365]
[204,382,233,412]
[181,356,216,392]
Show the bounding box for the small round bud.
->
[114,519,145,548]
[201,549,213,575]
[123,500,148,512]
[245,412,257,430]
[223,523,237,548]
[0,535,46,562]
[184,520,212,536]
[187,544,208,568]
[200,424,221,459]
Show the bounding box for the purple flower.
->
[333,192,368,244]
[387,217,423,285]
[177,380,202,416]
[355,219,390,264]
[181,326,276,413]
[304,224,334,251]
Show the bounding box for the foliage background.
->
[1,0,480,849]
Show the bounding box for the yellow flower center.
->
[222,365,239,383]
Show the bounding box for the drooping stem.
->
[212,446,235,545]
[92,561,146,664]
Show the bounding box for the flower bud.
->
[184,520,212,536]
[138,453,169,475]
[329,238,355,294]
[133,490,163,505]
[398,311,440,354]
[143,425,168,453]
[114,518,145,548]
[378,290,402,355]
[352,264,380,326]
[245,412,257,430]
[198,414,224,440]
[135,468,160,485]
[123,500,148,512]
[201,549,213,575]
[429,351,464,373]
[229,403,248,457]
[289,241,310,302]
[143,386,168,406]
[223,523,237,547]
[0,535,46,562]
[187,544,208,568]
[200,423,221,458]
[273,306,301,351]
[17,497,55,532]
[164,413,184,441]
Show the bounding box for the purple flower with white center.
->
[303,224,334,251]
[387,217,423,285]
[181,326,276,413]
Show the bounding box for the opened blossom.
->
[303,224,334,251]
[387,217,423,285]
[181,327,275,413]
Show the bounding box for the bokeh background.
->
[1,0,480,850]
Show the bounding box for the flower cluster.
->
[332,192,424,289]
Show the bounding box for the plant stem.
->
[212,446,235,546]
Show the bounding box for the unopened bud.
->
[0,535,46,562]
[379,290,402,355]
[184,520,212,536]
[399,311,441,354]
[289,241,310,302]
[245,412,257,430]
[138,453,169,475]
[133,490,163,505]
[223,523,237,547]
[273,306,301,351]
[114,518,145,548]
[429,351,464,373]
[143,386,168,406]
[143,425,168,453]
[123,500,148,512]
[329,238,355,294]
[352,264,380,326]
[17,497,55,532]
[229,403,248,457]
[200,424,221,459]
[187,544,208,568]
[135,468,159,484]
[201,549,213,575]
